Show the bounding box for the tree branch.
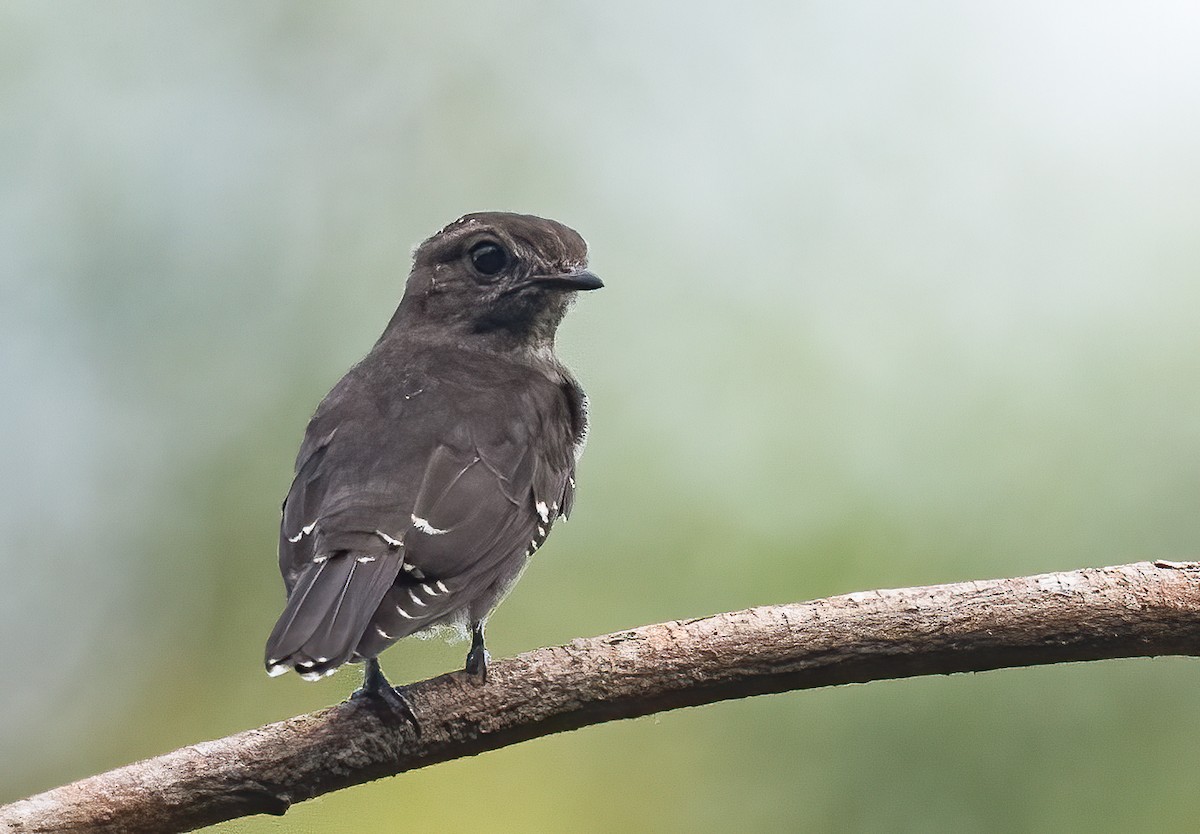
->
[4,560,1199,833]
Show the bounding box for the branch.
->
[4,560,1199,833]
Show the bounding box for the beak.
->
[534,269,604,292]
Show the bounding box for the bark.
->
[3,560,1199,833]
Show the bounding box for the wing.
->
[265,352,579,678]
[356,415,575,658]
[265,366,432,679]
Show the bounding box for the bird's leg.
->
[351,657,421,736]
[356,656,390,696]
[464,621,490,683]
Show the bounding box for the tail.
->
[265,551,402,680]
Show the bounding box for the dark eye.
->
[469,241,509,277]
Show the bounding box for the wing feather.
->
[267,347,583,677]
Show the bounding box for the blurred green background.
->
[4,2,1200,831]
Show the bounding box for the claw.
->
[351,658,421,737]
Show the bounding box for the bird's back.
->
[267,338,584,678]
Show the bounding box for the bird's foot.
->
[351,658,421,737]
[464,646,490,683]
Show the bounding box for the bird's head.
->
[392,212,602,349]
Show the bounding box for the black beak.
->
[534,269,604,292]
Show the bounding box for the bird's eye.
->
[469,241,509,278]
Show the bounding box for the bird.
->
[264,212,601,717]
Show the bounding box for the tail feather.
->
[264,558,343,663]
[265,550,402,679]
[302,556,399,669]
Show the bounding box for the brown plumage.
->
[264,212,601,704]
